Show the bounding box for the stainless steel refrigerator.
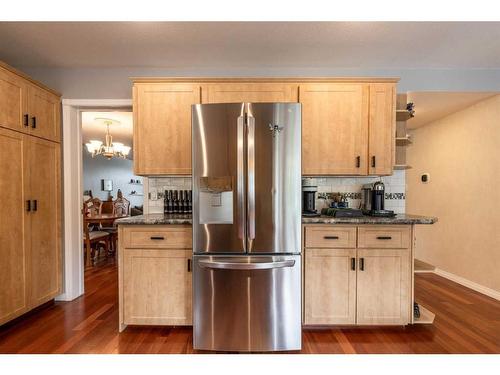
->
[192,102,302,352]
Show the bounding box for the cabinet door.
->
[27,85,60,142]
[27,137,61,307]
[203,83,298,103]
[300,84,369,175]
[356,249,410,325]
[123,249,192,325]
[0,67,26,133]
[134,83,200,175]
[368,84,395,175]
[0,129,29,325]
[304,248,357,325]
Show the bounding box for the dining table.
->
[84,213,128,266]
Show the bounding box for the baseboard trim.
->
[433,268,500,301]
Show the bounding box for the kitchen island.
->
[116,213,436,331]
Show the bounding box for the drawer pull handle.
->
[150,236,165,240]
[24,114,29,127]
[187,259,192,272]
[31,116,37,129]
[359,257,365,271]
[350,257,356,271]
[376,236,392,240]
[324,236,339,240]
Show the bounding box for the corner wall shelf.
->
[394,164,412,170]
[396,136,412,146]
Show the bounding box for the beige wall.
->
[407,94,500,292]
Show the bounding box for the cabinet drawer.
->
[122,225,192,249]
[304,226,356,248]
[357,226,410,249]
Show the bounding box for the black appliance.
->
[302,178,319,217]
[361,181,395,217]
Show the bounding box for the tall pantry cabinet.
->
[0,61,61,326]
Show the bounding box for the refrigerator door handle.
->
[198,259,295,270]
[247,113,256,246]
[237,115,245,242]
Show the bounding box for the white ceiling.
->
[81,111,133,158]
[406,92,498,129]
[1,22,500,69]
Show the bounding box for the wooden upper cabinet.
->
[203,83,298,103]
[0,67,26,133]
[368,83,396,175]
[134,83,200,175]
[301,83,369,175]
[27,84,61,143]
[27,136,61,307]
[0,128,29,325]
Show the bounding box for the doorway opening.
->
[80,110,142,273]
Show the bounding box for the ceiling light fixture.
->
[85,118,131,159]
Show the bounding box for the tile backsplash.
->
[146,170,406,214]
[146,177,192,214]
[312,170,406,213]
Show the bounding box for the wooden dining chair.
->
[113,190,130,216]
[99,191,130,256]
[82,201,110,266]
[100,198,115,215]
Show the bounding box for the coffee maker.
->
[302,178,320,217]
[360,181,395,217]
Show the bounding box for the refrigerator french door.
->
[192,103,302,352]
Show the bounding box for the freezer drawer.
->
[193,255,302,352]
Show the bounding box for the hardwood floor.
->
[0,258,498,354]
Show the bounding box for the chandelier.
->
[85,118,131,159]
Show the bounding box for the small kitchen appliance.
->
[302,178,320,217]
[361,181,395,217]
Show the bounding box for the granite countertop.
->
[116,213,436,225]
[115,213,193,225]
[302,214,437,225]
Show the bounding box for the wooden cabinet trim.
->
[132,77,399,84]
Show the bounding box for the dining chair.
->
[82,201,110,266]
[100,190,131,255]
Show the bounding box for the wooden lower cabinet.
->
[304,248,357,325]
[27,137,61,307]
[119,225,193,331]
[122,249,192,327]
[303,225,412,326]
[0,128,29,325]
[356,249,410,325]
[0,128,61,326]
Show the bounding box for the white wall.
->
[407,95,500,292]
[17,66,500,99]
[82,152,144,208]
